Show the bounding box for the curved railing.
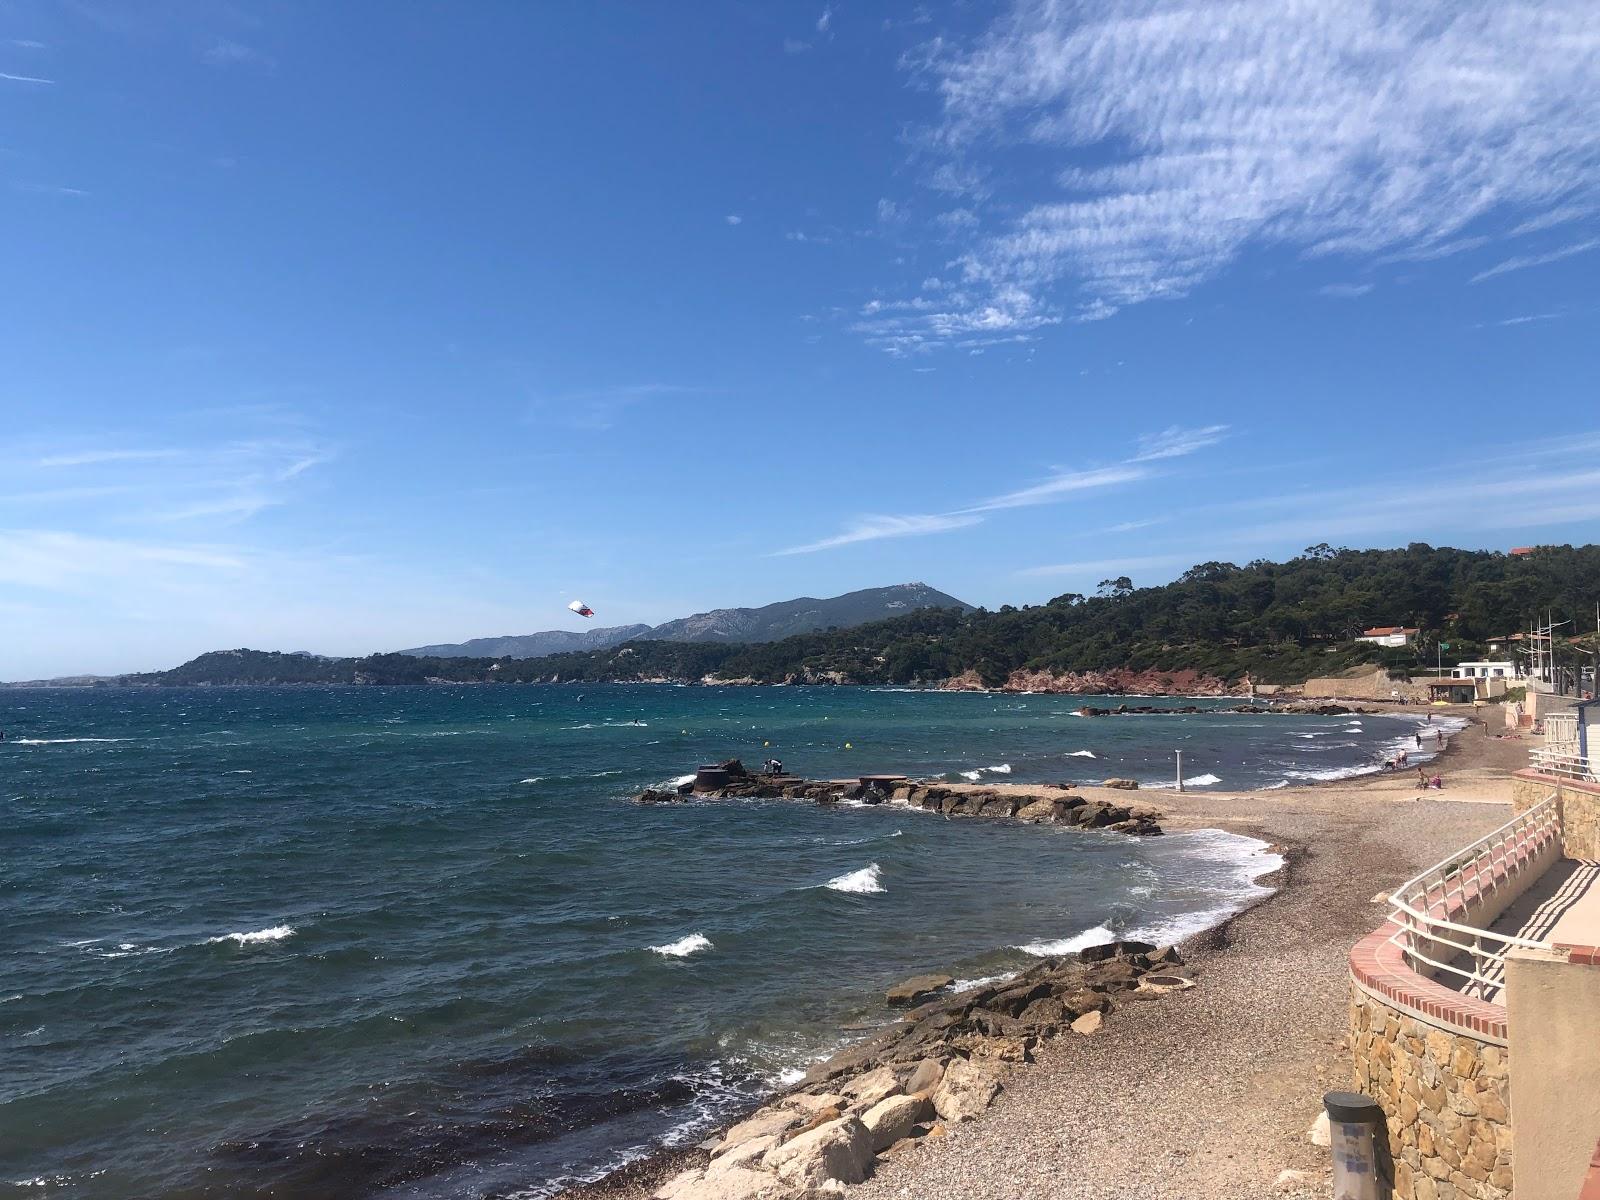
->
[1387,792,1561,998]
[1530,747,1598,783]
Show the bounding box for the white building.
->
[1356,626,1420,648]
[1453,661,1518,680]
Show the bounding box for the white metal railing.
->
[1529,747,1598,782]
[1386,793,1562,999]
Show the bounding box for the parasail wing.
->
[567,600,595,618]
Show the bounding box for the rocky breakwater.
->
[650,941,1191,1200]
[942,667,1232,696]
[635,761,1163,837]
[1073,701,1370,717]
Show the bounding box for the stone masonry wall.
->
[1512,771,1600,859]
[1350,985,1512,1200]
[1304,669,1428,702]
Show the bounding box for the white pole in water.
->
[1175,749,1184,792]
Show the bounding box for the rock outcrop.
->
[651,941,1188,1198]
[636,775,1163,838]
[942,667,1232,695]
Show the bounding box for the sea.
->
[0,685,1449,1199]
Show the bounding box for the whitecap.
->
[985,763,1012,774]
[1067,749,1097,758]
[959,769,982,781]
[207,924,295,946]
[11,737,129,745]
[1185,773,1223,786]
[1015,923,1118,957]
[518,777,542,784]
[951,971,1016,992]
[824,863,884,894]
[666,774,696,788]
[649,933,713,957]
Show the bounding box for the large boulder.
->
[654,1166,787,1200]
[840,1065,902,1107]
[763,1116,875,1189]
[903,1057,946,1096]
[860,1093,930,1152]
[714,1106,803,1155]
[885,973,954,1007]
[1016,798,1057,822]
[1102,778,1140,790]
[931,1057,1002,1122]
[707,1134,779,1175]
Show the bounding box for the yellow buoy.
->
[845,742,853,749]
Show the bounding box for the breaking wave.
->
[649,933,712,958]
[823,864,884,894]
[207,924,295,946]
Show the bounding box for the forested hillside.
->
[122,544,1600,688]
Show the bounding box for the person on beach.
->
[1415,732,1423,748]
[1436,729,1444,747]
[1431,773,1444,789]
[1417,765,1429,787]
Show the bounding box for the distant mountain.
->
[399,584,971,658]
[400,625,651,660]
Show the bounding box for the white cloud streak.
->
[870,0,1600,350]
[773,513,982,555]
[778,424,1224,553]
[1130,424,1229,463]
[1470,238,1600,283]
[0,70,54,84]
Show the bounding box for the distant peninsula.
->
[91,545,1600,691]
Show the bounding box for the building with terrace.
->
[1349,729,1600,1199]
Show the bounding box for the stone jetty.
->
[650,940,1193,1199]
[634,760,1163,837]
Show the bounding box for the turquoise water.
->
[0,685,1434,1198]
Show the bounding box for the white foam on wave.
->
[666,774,696,788]
[1185,773,1223,786]
[959,769,982,781]
[985,763,1012,774]
[824,863,885,894]
[1015,922,1118,957]
[518,777,542,785]
[649,933,712,958]
[207,924,295,946]
[1017,829,1285,956]
[1067,749,1097,758]
[11,737,129,745]
[951,971,1014,992]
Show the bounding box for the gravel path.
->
[850,725,1528,1200]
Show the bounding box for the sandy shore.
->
[568,706,1531,1199]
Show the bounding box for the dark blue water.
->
[0,686,1434,1198]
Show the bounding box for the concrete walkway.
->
[1472,860,1600,999]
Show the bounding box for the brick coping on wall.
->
[1348,811,1562,1046]
[1518,768,1600,798]
[1349,926,1509,1044]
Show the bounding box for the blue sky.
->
[3,1,1598,677]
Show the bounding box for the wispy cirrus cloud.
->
[1471,238,1600,284]
[862,0,1600,352]
[772,512,981,556]
[4,435,331,527]
[1130,424,1229,463]
[1,70,54,84]
[775,423,1224,553]
[38,448,181,468]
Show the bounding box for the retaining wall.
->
[1347,804,1560,1197]
[1513,771,1600,860]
